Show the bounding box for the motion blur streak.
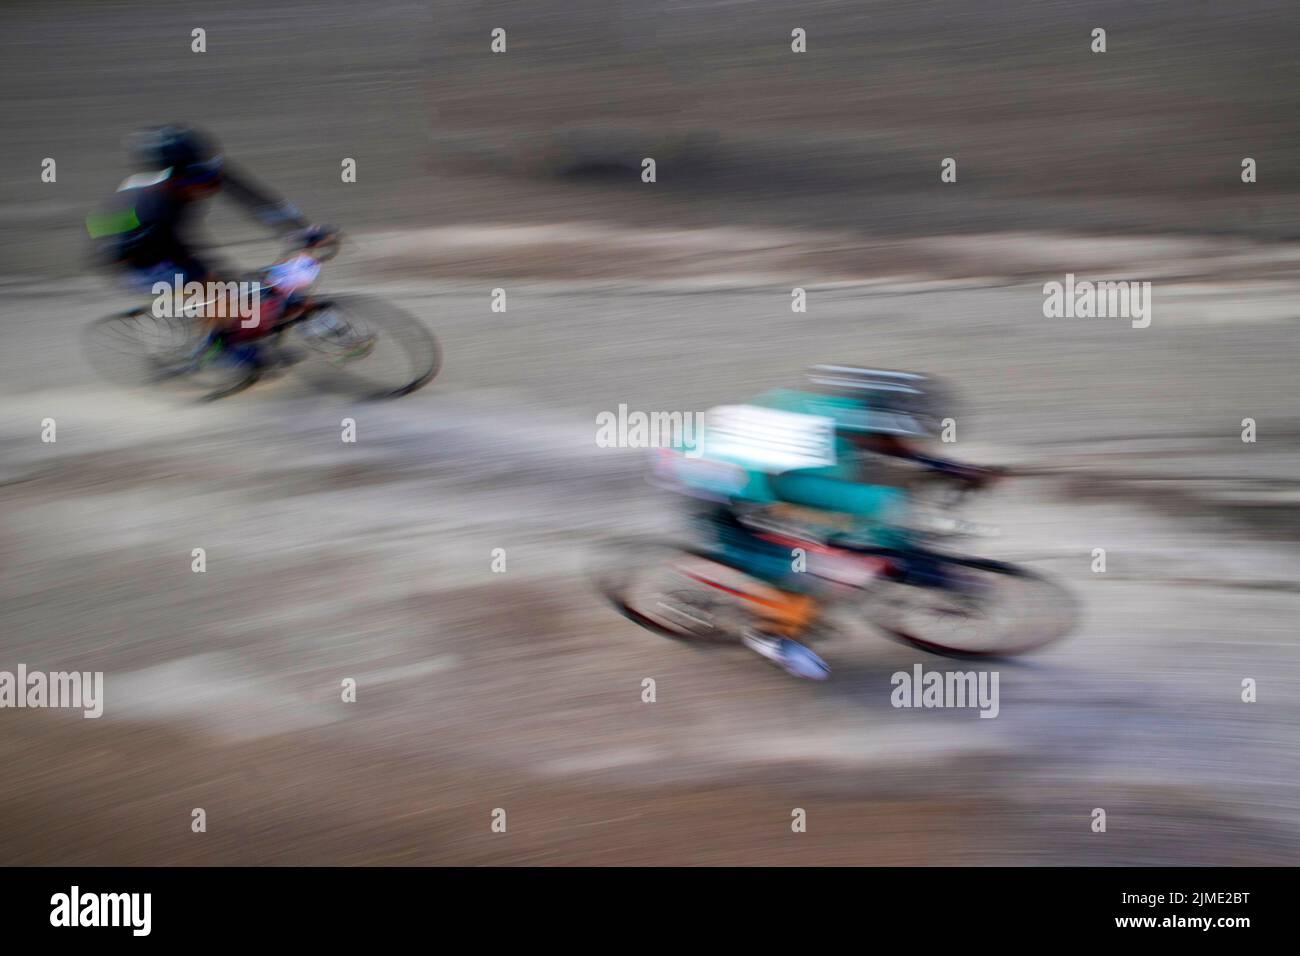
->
[1,1,1298,864]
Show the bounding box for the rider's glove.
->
[291,225,339,248]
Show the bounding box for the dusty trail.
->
[2,272,1297,865]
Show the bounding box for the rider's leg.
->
[750,588,819,638]
[694,506,831,679]
[739,567,828,679]
[118,259,228,369]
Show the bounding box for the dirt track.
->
[2,268,1298,864]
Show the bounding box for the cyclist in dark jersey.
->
[87,125,334,368]
[88,125,318,283]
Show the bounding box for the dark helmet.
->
[806,365,955,437]
[127,125,224,184]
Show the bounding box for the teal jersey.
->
[666,388,908,544]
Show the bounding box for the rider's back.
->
[676,387,909,543]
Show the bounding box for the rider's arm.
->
[219,162,310,234]
[865,434,999,486]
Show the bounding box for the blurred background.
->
[1,0,1298,864]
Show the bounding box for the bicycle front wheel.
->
[289,294,441,399]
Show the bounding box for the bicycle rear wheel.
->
[82,308,256,400]
[592,538,766,642]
